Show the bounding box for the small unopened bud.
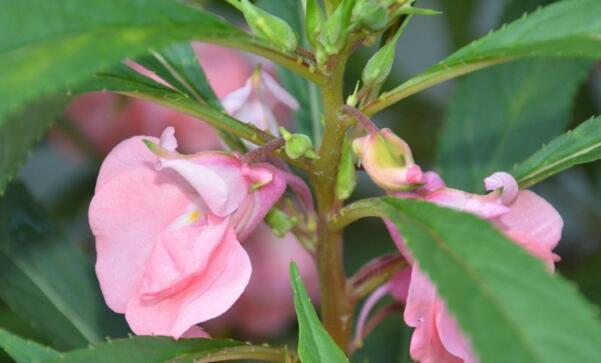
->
[280,128,319,160]
[239,0,298,52]
[305,0,325,49]
[265,208,297,237]
[319,0,357,55]
[335,136,357,200]
[362,32,399,87]
[353,1,389,31]
[352,128,423,191]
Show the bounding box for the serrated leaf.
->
[0,97,67,195]
[363,0,601,115]
[290,263,349,363]
[436,59,591,191]
[0,184,128,349]
[381,197,601,363]
[0,329,60,363]
[44,336,287,363]
[512,115,601,188]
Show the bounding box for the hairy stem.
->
[312,47,352,349]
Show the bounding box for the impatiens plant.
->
[2,0,601,362]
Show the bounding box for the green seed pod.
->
[305,0,325,49]
[353,1,389,31]
[239,0,298,52]
[335,135,357,200]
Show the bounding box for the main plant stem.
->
[312,50,352,349]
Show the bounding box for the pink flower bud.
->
[352,128,423,191]
[89,128,286,339]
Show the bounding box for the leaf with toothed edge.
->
[290,262,349,363]
[363,0,601,115]
[0,328,60,363]
[381,197,601,363]
[0,184,128,350]
[512,115,601,188]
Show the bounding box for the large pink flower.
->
[89,127,286,338]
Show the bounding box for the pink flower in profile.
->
[394,172,562,363]
[352,128,423,191]
[89,127,286,338]
[212,223,319,337]
[222,69,299,146]
[62,43,252,155]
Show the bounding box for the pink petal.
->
[181,326,210,339]
[496,190,563,251]
[159,126,178,152]
[436,304,478,363]
[89,166,194,313]
[425,188,510,220]
[484,172,518,205]
[221,79,253,115]
[192,43,252,98]
[125,228,251,338]
[404,265,437,327]
[261,70,299,110]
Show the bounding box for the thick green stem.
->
[312,49,352,349]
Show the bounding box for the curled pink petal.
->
[354,282,392,346]
[484,172,518,205]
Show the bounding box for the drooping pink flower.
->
[395,172,562,363]
[352,128,423,191]
[89,127,286,338]
[210,223,319,337]
[356,171,563,363]
[62,43,252,155]
[222,69,299,147]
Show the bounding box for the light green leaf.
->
[362,0,601,115]
[0,184,128,349]
[0,97,67,195]
[45,336,289,363]
[290,263,349,363]
[0,329,59,363]
[513,115,601,188]
[436,59,591,191]
[382,197,601,363]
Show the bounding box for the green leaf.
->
[0,329,60,363]
[0,97,67,195]
[362,0,601,115]
[512,115,601,188]
[44,336,289,363]
[381,197,601,363]
[138,43,221,109]
[290,263,349,363]
[0,184,128,349]
[436,59,591,191]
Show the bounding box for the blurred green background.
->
[1,0,600,362]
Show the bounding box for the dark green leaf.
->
[0,97,67,195]
[363,0,601,115]
[436,59,591,191]
[512,115,601,188]
[290,263,349,363]
[0,184,128,349]
[45,336,289,363]
[382,197,601,363]
[0,329,59,363]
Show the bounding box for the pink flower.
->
[222,69,299,147]
[88,127,286,338]
[352,128,423,191]
[62,43,252,155]
[395,172,563,363]
[209,223,318,337]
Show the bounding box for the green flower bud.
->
[305,0,325,49]
[280,128,318,160]
[361,27,401,87]
[335,135,357,200]
[265,208,297,237]
[239,0,298,52]
[353,1,389,31]
[318,0,357,55]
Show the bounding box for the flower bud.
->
[352,128,423,191]
[318,0,357,55]
[239,0,298,52]
[362,31,399,87]
[352,1,389,31]
[265,208,297,238]
[280,127,319,160]
[335,135,357,200]
[305,0,325,49]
